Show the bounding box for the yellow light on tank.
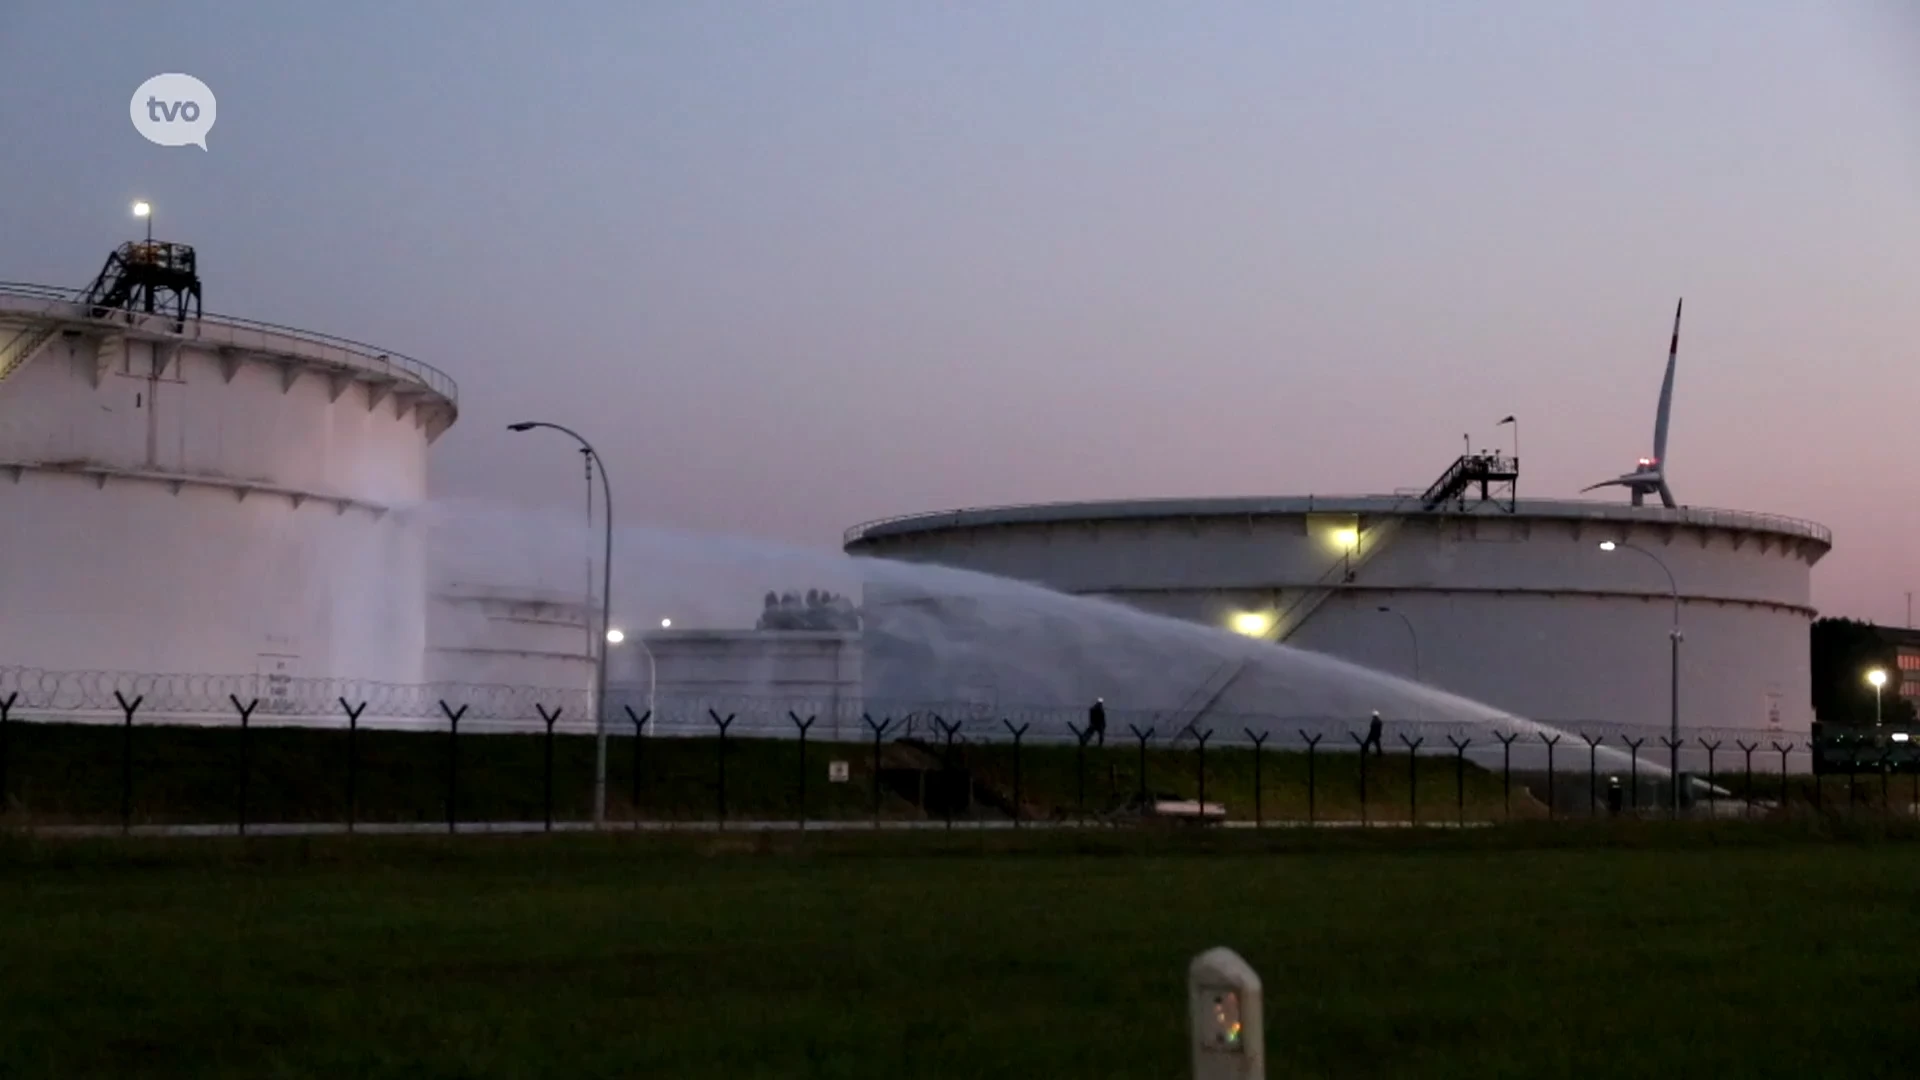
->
[1332,527,1360,550]
[1231,612,1272,637]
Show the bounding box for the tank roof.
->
[844,495,1831,548]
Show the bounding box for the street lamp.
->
[606,625,659,738]
[1867,668,1887,727]
[509,420,614,827]
[1599,539,1682,813]
[132,200,152,243]
[1376,605,1421,682]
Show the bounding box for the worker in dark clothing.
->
[1361,711,1384,757]
[1088,698,1107,747]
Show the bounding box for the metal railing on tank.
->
[0,280,458,406]
[843,497,1832,547]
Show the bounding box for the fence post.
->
[625,706,649,825]
[1188,725,1213,817]
[1300,731,1322,826]
[537,704,562,832]
[1244,729,1268,828]
[1495,732,1517,822]
[115,691,141,834]
[1399,734,1424,825]
[1880,750,1893,812]
[1699,739,1722,812]
[1348,729,1371,827]
[865,714,893,828]
[0,692,14,813]
[1737,740,1757,818]
[936,716,962,830]
[1128,724,1155,808]
[1623,736,1645,812]
[1582,733,1604,817]
[1003,720,1030,827]
[1772,741,1791,813]
[709,710,734,827]
[340,699,365,833]
[789,712,815,829]
[230,695,258,835]
[439,701,466,834]
[1540,733,1561,821]
[1069,722,1090,825]
[1448,736,1471,826]
[1661,735,1684,818]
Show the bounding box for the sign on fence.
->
[828,760,850,783]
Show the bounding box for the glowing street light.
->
[1230,611,1273,638]
[605,627,625,645]
[132,200,152,243]
[1867,667,1887,726]
[660,617,672,628]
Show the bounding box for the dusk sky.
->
[3,1,1917,621]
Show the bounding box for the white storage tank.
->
[845,493,1830,741]
[0,250,456,687]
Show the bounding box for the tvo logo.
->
[130,73,216,150]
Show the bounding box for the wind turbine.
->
[1583,299,1683,508]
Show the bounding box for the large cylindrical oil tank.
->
[0,281,457,686]
[844,496,1831,741]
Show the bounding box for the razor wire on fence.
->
[3,664,1919,835]
[0,664,1866,759]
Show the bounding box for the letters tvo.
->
[146,96,202,124]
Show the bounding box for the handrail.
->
[0,280,457,405]
[845,495,1832,547]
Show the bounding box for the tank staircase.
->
[0,284,91,391]
[1420,451,1518,513]
[1167,505,1411,740]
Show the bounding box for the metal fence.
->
[2,665,1915,835]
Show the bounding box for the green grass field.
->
[2,825,1918,1078]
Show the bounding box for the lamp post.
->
[1599,539,1681,812]
[633,620,669,737]
[1867,668,1887,727]
[509,421,613,827]
[132,200,152,243]
[1375,605,1421,682]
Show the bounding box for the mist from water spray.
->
[425,499,1668,775]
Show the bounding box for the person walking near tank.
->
[1361,711,1384,757]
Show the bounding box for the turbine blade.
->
[1652,298,1682,464]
